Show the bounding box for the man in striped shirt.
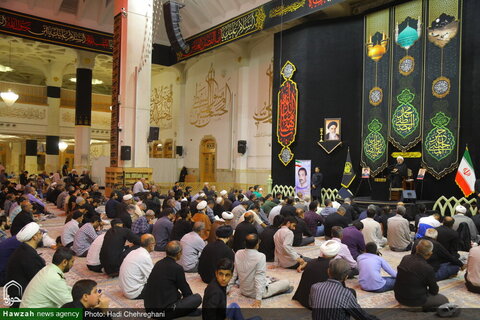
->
[72,215,101,257]
[310,259,379,320]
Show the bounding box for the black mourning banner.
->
[75,68,92,126]
[421,0,462,179]
[389,1,424,152]
[46,136,60,155]
[361,9,391,177]
[0,8,113,54]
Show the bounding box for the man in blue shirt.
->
[357,242,397,292]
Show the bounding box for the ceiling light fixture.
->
[69,77,104,85]
[0,65,13,72]
[58,141,68,152]
[1,41,19,106]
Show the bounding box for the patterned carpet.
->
[3,204,479,319]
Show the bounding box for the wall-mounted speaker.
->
[176,146,183,156]
[237,140,247,154]
[120,146,131,161]
[163,1,190,53]
[26,140,37,156]
[148,127,160,142]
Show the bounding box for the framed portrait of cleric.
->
[324,118,341,141]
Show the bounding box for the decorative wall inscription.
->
[1,105,46,120]
[150,85,173,129]
[189,64,232,128]
[254,62,273,137]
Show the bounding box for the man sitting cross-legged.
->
[310,259,379,320]
[229,233,291,308]
[119,234,155,299]
[99,218,141,277]
[357,242,397,293]
[293,240,341,308]
[198,225,235,284]
[144,240,202,319]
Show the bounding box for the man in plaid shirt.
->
[132,210,155,236]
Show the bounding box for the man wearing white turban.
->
[390,156,408,188]
[452,205,480,242]
[5,222,45,307]
[293,240,341,308]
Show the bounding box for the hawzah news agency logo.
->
[3,280,22,307]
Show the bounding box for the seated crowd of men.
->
[1,171,480,319]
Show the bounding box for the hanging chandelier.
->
[1,41,19,106]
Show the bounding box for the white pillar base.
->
[74,126,91,172]
[25,156,38,174]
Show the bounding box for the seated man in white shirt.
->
[86,233,106,273]
[361,208,387,248]
[119,234,155,299]
[61,210,84,247]
[229,233,291,307]
[273,216,312,270]
[178,222,206,272]
[132,178,149,196]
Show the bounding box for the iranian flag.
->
[455,147,476,197]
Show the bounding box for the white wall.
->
[149,35,274,185]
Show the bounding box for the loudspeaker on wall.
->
[120,146,131,161]
[163,1,190,53]
[148,127,160,142]
[238,140,247,154]
[26,140,37,156]
[176,146,183,156]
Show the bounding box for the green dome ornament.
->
[395,17,422,76]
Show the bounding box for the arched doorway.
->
[199,136,216,182]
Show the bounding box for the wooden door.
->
[164,140,173,158]
[200,138,216,182]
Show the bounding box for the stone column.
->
[25,139,37,174]
[234,58,251,185]
[7,142,21,175]
[113,0,153,168]
[74,50,96,172]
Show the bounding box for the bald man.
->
[435,216,460,258]
[144,241,202,318]
[119,234,155,299]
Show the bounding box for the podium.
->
[371,177,389,201]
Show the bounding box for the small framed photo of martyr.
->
[362,167,370,179]
[325,118,341,141]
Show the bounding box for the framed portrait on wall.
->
[324,118,341,141]
[362,167,371,178]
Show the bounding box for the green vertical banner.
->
[362,9,391,176]
[422,0,462,179]
[390,0,424,151]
